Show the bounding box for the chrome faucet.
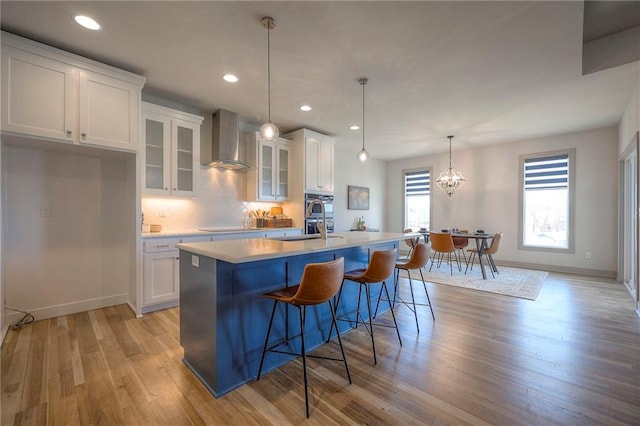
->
[305,199,327,240]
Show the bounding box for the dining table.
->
[450,231,497,279]
[408,230,496,280]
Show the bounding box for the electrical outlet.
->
[585,251,592,259]
[192,255,199,268]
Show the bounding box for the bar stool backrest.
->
[290,257,345,306]
[362,249,397,283]
[400,243,431,270]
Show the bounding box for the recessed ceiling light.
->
[350,125,360,130]
[74,15,101,30]
[223,74,238,83]
[300,105,312,112]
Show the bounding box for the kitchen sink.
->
[268,234,344,242]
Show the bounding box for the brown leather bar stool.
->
[393,243,435,332]
[256,257,350,418]
[329,248,401,365]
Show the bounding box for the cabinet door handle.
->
[156,244,170,248]
[175,257,180,260]
[164,187,168,190]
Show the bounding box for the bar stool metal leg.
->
[364,284,377,364]
[257,299,279,381]
[298,305,309,418]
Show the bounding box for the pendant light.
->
[259,16,279,141]
[435,135,466,196]
[357,77,369,163]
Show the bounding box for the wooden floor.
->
[2,272,640,425]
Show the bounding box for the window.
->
[519,150,575,252]
[404,169,430,231]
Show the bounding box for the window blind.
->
[524,154,568,190]
[405,170,430,196]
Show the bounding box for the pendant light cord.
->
[362,80,365,150]
[267,23,272,123]
[448,135,453,168]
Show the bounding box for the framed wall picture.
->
[348,185,370,210]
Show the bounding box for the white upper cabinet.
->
[142,102,203,197]
[78,71,141,150]
[1,32,145,152]
[246,132,291,201]
[285,128,336,195]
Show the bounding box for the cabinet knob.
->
[66,130,72,136]
[164,187,168,190]
[173,188,176,191]
[81,133,87,139]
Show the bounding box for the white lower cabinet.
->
[142,235,210,313]
[143,251,180,307]
[141,229,303,313]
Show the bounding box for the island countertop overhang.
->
[177,231,415,263]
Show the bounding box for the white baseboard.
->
[5,293,130,325]
[492,259,616,279]
[141,300,179,315]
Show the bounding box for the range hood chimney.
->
[205,109,252,170]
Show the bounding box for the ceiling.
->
[1,1,639,161]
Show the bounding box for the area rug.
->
[400,264,547,300]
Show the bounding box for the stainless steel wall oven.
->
[304,193,334,235]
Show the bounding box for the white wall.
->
[620,78,640,152]
[2,144,135,322]
[333,144,387,232]
[386,126,619,276]
[618,76,640,313]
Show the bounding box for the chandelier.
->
[435,135,465,196]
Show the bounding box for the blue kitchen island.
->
[177,231,409,397]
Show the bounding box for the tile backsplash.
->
[142,166,282,232]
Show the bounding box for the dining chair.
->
[429,232,461,275]
[452,229,470,264]
[465,233,503,278]
[402,228,418,260]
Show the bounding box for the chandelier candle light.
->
[357,77,369,163]
[436,135,466,196]
[260,16,279,141]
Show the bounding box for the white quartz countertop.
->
[141,227,302,239]
[177,231,414,263]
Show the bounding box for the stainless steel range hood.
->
[204,109,252,170]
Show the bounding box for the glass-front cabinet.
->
[141,102,203,196]
[247,132,291,201]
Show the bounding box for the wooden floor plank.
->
[2,272,640,425]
